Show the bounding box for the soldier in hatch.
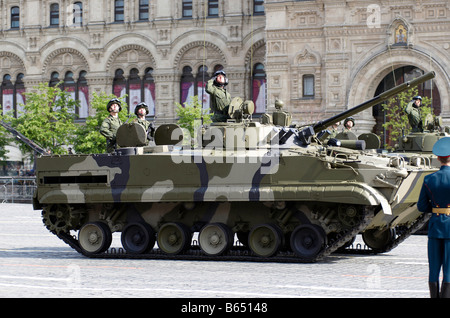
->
[329,121,341,138]
[343,117,355,132]
[134,102,155,141]
[206,70,232,122]
[100,98,123,153]
[404,95,423,132]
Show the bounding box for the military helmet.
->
[107,98,122,112]
[213,70,227,77]
[213,69,228,87]
[134,102,149,116]
[274,99,284,110]
[344,117,355,127]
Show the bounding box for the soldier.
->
[100,98,123,153]
[417,137,450,298]
[405,95,423,132]
[206,70,231,122]
[134,102,151,131]
[134,102,155,141]
[343,117,355,132]
[329,121,341,138]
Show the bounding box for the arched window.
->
[197,65,209,109]
[0,73,26,117]
[15,73,26,116]
[50,3,59,26]
[113,68,156,116]
[143,68,155,116]
[180,65,210,109]
[77,71,89,118]
[180,66,194,106]
[11,6,20,29]
[252,63,266,113]
[49,72,60,87]
[112,69,126,98]
[1,75,14,115]
[64,70,76,97]
[129,68,141,111]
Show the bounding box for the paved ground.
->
[0,203,431,302]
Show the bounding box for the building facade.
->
[0,0,449,144]
[265,0,450,135]
[0,0,266,122]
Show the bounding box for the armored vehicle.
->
[32,72,436,262]
[394,114,449,168]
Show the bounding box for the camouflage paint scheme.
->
[34,127,435,255]
[33,71,437,260]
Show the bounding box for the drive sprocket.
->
[42,204,85,234]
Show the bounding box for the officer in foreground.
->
[417,137,450,298]
[206,70,231,122]
[405,95,423,132]
[100,98,123,153]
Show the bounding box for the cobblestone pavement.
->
[0,203,430,301]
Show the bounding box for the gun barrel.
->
[0,121,47,156]
[313,71,436,133]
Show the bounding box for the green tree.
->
[3,83,79,155]
[381,87,431,150]
[73,92,129,154]
[175,95,212,137]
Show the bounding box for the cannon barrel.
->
[312,71,436,133]
[0,121,47,156]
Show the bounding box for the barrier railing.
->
[0,177,36,203]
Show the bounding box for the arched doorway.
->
[372,66,440,148]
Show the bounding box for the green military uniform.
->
[100,115,123,153]
[134,118,151,131]
[133,102,153,140]
[206,78,231,122]
[329,127,339,139]
[405,97,423,132]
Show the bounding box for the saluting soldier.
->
[206,70,231,122]
[405,95,423,132]
[100,98,123,153]
[417,137,450,298]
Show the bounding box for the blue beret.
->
[432,137,450,157]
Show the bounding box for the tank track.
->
[54,206,375,263]
[341,212,430,255]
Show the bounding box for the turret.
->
[295,71,436,146]
[115,71,436,151]
[312,71,436,134]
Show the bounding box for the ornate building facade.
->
[265,0,450,136]
[0,0,449,141]
[0,0,266,122]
